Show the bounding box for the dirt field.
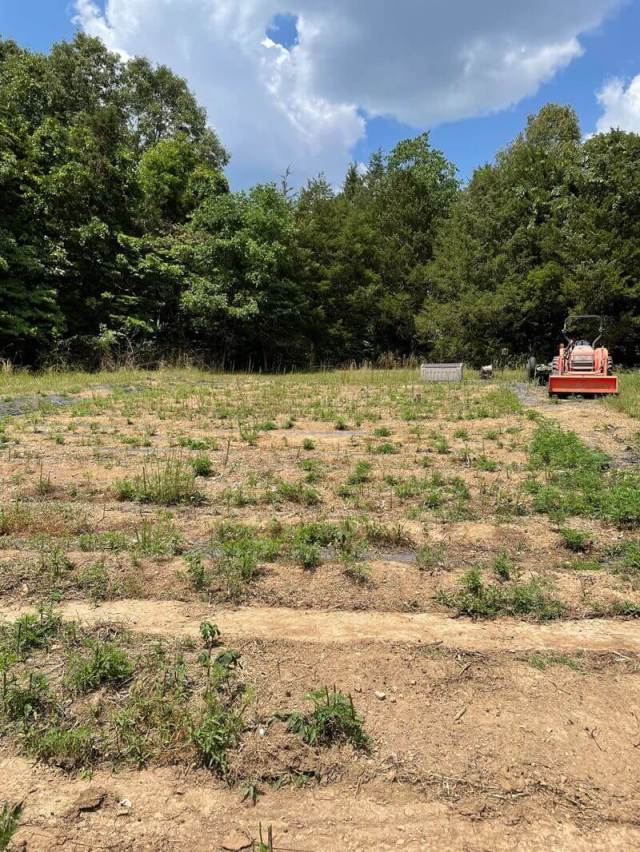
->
[1,368,640,850]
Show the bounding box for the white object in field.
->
[480,365,493,380]
[420,363,464,382]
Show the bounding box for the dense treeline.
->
[1,35,640,368]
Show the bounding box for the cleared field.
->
[1,368,640,850]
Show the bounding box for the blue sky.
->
[1,0,639,186]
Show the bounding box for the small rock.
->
[71,788,107,815]
[375,691,386,701]
[221,830,252,851]
[390,696,397,703]
[119,799,132,809]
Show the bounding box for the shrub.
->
[302,438,315,451]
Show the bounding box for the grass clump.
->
[25,724,103,771]
[78,530,128,552]
[275,479,320,507]
[77,561,113,603]
[527,652,582,671]
[528,422,640,528]
[212,523,281,600]
[437,567,565,621]
[132,512,183,558]
[65,640,133,693]
[3,605,63,658]
[347,460,372,485]
[277,686,369,750]
[189,454,213,477]
[115,457,203,505]
[558,527,592,553]
[0,801,22,850]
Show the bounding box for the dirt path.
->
[3,599,640,653]
[2,755,638,852]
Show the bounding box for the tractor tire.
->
[526,356,537,381]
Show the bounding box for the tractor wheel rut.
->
[3,599,640,653]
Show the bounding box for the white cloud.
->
[74,0,621,187]
[595,76,640,134]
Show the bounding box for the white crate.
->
[420,363,464,382]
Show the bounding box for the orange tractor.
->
[528,315,618,397]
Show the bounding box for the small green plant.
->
[177,435,218,451]
[133,512,183,558]
[302,438,315,451]
[212,526,277,600]
[437,567,564,621]
[200,621,221,648]
[416,543,445,571]
[115,457,202,505]
[559,527,592,553]
[0,801,22,850]
[65,640,133,694]
[527,652,581,671]
[492,551,515,581]
[2,672,52,723]
[252,823,274,851]
[374,426,391,438]
[77,561,112,603]
[275,479,320,506]
[25,723,102,770]
[474,455,499,472]
[189,454,213,477]
[184,551,211,591]
[290,534,322,569]
[7,606,62,656]
[36,463,53,496]
[372,441,399,455]
[39,545,73,580]
[298,458,324,483]
[277,687,369,750]
[334,418,348,431]
[190,698,244,774]
[347,460,372,485]
[78,530,128,552]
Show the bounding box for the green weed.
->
[437,567,564,621]
[115,457,203,505]
[277,686,369,750]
